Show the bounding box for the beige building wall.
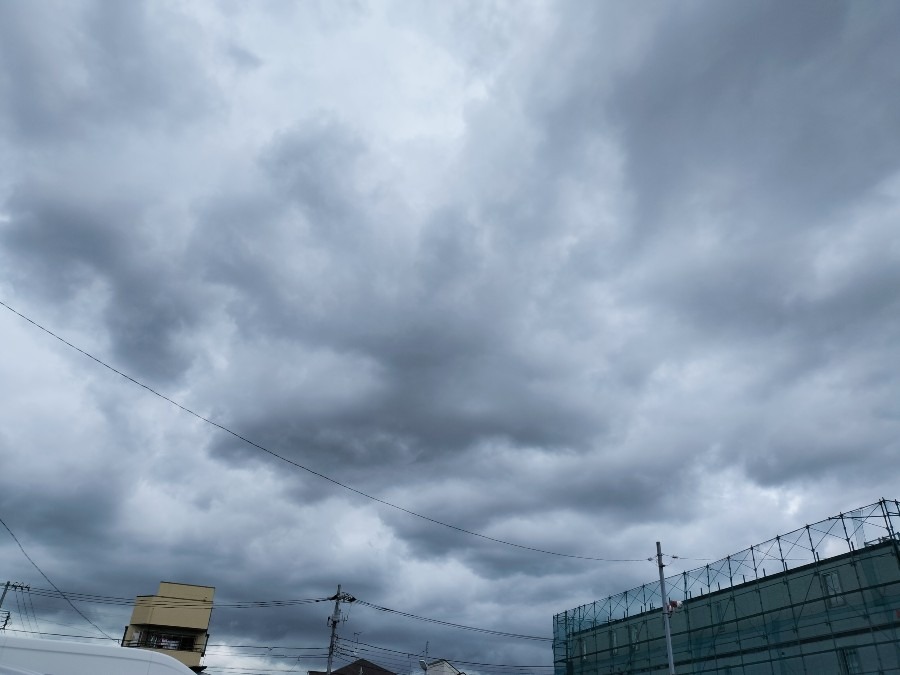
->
[123,582,215,671]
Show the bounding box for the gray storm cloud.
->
[1,1,899,673]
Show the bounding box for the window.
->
[821,571,845,607]
[608,630,617,656]
[140,631,196,652]
[839,648,861,675]
[629,625,639,652]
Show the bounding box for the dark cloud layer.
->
[2,2,899,674]
[0,1,213,144]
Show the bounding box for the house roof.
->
[309,658,396,675]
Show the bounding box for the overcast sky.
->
[1,1,899,673]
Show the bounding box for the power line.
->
[0,299,647,564]
[14,588,33,634]
[354,600,551,642]
[332,648,550,675]
[26,583,549,648]
[331,648,415,674]
[27,586,330,609]
[205,669,293,672]
[1,627,329,657]
[337,638,553,670]
[205,651,328,660]
[0,515,115,641]
[2,629,111,641]
[24,588,44,637]
[24,581,550,646]
[207,644,327,650]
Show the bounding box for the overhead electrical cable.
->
[14,589,32,634]
[19,588,38,635]
[0,515,115,641]
[206,643,327,650]
[333,649,544,675]
[332,649,417,675]
[204,651,328,661]
[3,628,330,659]
[354,600,552,641]
[27,582,550,645]
[3,629,112,641]
[27,586,330,609]
[204,667,314,675]
[28,585,558,647]
[336,639,554,671]
[24,588,44,637]
[0,299,647,564]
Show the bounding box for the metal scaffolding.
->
[553,498,900,674]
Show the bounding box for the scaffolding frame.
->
[553,498,900,674]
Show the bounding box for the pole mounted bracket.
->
[328,592,356,603]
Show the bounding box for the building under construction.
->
[553,499,900,674]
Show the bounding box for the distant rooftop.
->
[309,658,396,675]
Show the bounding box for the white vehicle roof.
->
[0,633,196,674]
[0,664,42,675]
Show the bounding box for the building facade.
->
[122,581,215,672]
[553,499,900,674]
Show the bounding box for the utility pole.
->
[656,543,676,675]
[0,582,29,611]
[0,581,9,631]
[0,582,29,631]
[326,585,356,675]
